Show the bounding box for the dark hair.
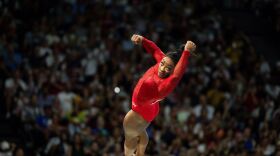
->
[165,45,185,65]
[166,51,180,65]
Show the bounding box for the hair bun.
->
[166,51,180,65]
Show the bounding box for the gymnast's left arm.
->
[158,41,196,96]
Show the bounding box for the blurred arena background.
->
[0,0,280,156]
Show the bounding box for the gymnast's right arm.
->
[131,34,164,63]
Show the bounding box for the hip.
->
[131,102,160,122]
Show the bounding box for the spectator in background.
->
[207,78,225,107]
[193,94,215,121]
[4,70,28,118]
[57,83,77,117]
[0,1,279,156]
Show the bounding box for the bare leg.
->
[123,110,150,156]
[124,136,138,156]
[136,130,149,156]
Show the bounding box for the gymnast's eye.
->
[165,67,171,72]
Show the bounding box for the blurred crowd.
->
[222,0,280,33]
[0,0,280,156]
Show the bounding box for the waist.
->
[131,101,160,122]
[132,99,161,107]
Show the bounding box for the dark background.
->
[0,0,279,156]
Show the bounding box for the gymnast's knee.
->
[124,137,138,156]
[139,131,149,146]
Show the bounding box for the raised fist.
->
[184,41,196,53]
[131,34,143,45]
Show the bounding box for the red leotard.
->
[132,38,191,122]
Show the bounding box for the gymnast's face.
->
[158,57,175,78]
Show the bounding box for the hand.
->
[184,41,196,53]
[131,34,143,45]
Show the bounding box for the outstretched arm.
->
[131,34,165,63]
[173,41,196,78]
[158,41,196,96]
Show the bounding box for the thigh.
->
[123,110,150,138]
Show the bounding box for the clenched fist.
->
[131,34,143,45]
[184,41,196,53]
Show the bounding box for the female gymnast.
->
[123,34,196,156]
